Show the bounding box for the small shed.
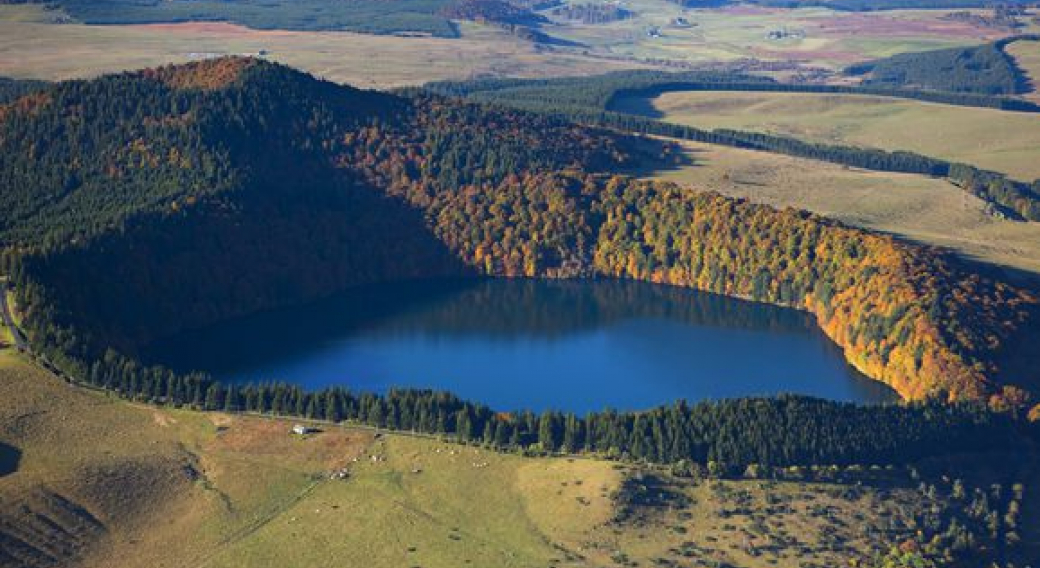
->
[291,424,316,435]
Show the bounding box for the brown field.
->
[813,11,1001,38]
[644,140,1040,278]
[0,6,645,88]
[1,3,1028,86]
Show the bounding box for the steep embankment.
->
[0,58,1035,403]
[0,351,199,568]
[0,346,394,568]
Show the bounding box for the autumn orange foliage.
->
[586,181,1035,401]
[142,57,257,91]
[331,107,1036,401]
[1028,404,1040,423]
[0,91,52,124]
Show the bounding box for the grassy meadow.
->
[0,323,12,349]
[0,345,627,568]
[0,297,12,349]
[619,90,1040,180]
[643,140,1040,278]
[5,343,1037,567]
[203,436,620,568]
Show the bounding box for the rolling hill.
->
[0,57,1036,420]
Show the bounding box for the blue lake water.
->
[141,279,895,412]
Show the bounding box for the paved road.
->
[0,284,27,350]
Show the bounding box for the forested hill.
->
[0,59,1036,408]
[0,58,633,249]
[846,36,1040,96]
[0,57,645,347]
[0,59,404,248]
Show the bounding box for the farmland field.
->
[0,2,1021,87]
[0,5,642,88]
[540,3,1005,70]
[618,90,1040,180]
[643,140,1040,277]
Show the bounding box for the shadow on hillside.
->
[0,442,21,477]
[139,278,839,379]
[997,311,1040,396]
[610,93,664,119]
[25,171,474,354]
[623,141,703,180]
[954,256,1040,396]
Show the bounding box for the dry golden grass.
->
[0,5,644,89]
[514,457,620,547]
[623,90,1040,180]
[0,351,205,567]
[645,140,1040,277]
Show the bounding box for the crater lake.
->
[141,279,896,412]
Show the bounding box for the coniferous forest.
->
[425,69,1040,221]
[2,58,1039,474]
[846,36,1040,96]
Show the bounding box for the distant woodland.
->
[847,36,1040,96]
[0,0,561,37]
[746,0,1032,10]
[426,70,1040,221]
